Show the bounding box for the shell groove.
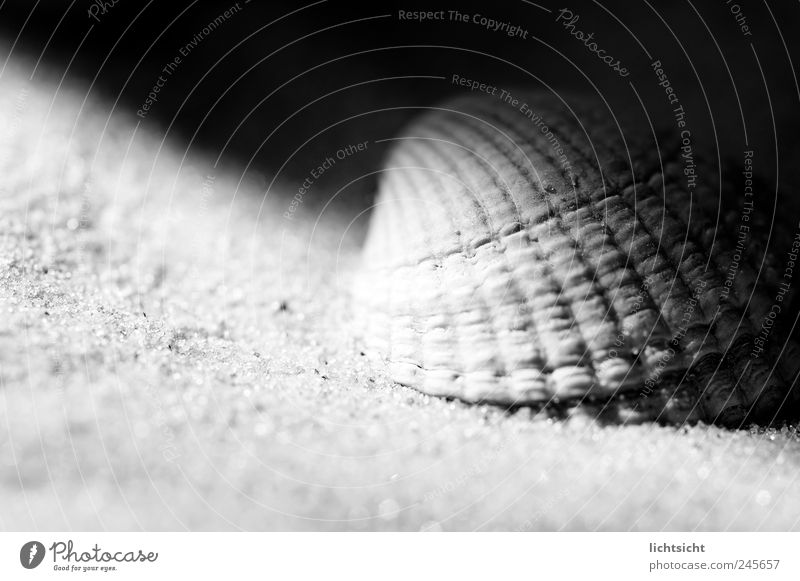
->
[353,92,800,426]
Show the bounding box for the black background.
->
[1,0,798,201]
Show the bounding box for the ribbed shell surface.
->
[353,92,800,426]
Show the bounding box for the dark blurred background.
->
[0,0,798,204]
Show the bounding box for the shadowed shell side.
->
[353,92,800,426]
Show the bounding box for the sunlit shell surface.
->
[353,92,800,426]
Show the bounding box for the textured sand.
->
[2,61,800,532]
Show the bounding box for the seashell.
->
[353,91,800,426]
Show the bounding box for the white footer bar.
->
[1,532,797,580]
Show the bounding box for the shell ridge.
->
[525,107,750,416]
[470,97,743,417]
[402,129,551,401]
[470,105,678,370]
[524,103,778,411]
[398,138,505,398]
[355,92,799,424]
[511,104,722,347]
[428,112,639,399]
[454,114,660,390]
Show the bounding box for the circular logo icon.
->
[20,541,45,569]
